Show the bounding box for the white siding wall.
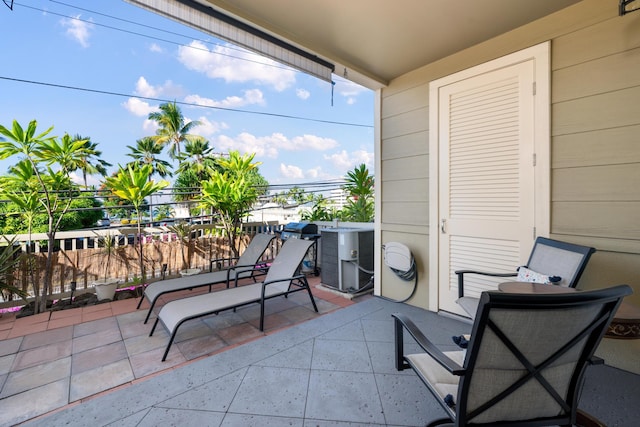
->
[379,0,640,308]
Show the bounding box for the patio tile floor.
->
[0,275,354,426]
[1,276,639,426]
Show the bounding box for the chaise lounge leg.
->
[144,298,158,324]
[259,301,265,331]
[136,295,144,309]
[305,279,318,313]
[150,318,159,336]
[162,332,177,362]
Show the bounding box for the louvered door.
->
[437,60,536,316]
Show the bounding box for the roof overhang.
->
[127,0,583,89]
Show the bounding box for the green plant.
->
[341,164,374,222]
[0,120,99,313]
[105,164,169,281]
[0,237,28,303]
[200,151,260,258]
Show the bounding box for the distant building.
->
[328,189,348,210]
[246,202,300,224]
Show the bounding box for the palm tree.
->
[148,101,202,160]
[176,137,218,180]
[126,137,172,178]
[71,135,112,188]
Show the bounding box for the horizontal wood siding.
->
[379,0,639,308]
[551,3,640,256]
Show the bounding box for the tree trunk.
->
[40,231,56,313]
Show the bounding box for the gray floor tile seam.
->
[7,345,73,378]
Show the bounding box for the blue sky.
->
[0,0,374,191]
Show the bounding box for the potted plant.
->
[93,232,120,300]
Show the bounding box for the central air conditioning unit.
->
[320,228,374,292]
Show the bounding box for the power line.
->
[48,0,273,65]
[16,1,290,71]
[0,75,372,128]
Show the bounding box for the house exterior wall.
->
[378,0,640,308]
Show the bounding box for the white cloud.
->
[184,89,265,109]
[324,149,374,171]
[177,41,296,91]
[336,79,368,98]
[214,132,338,159]
[69,171,100,187]
[192,116,228,138]
[134,77,183,99]
[149,43,163,53]
[306,166,322,179]
[346,97,356,105]
[134,77,158,98]
[122,97,158,117]
[296,88,311,100]
[60,15,93,48]
[279,164,304,179]
[142,119,159,133]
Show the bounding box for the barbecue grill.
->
[277,222,320,275]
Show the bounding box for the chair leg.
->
[394,316,406,371]
[427,419,453,427]
[136,294,145,309]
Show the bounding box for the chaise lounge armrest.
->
[261,273,306,292]
[225,262,271,287]
[455,269,517,298]
[392,313,465,376]
[210,256,240,272]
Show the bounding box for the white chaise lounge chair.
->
[150,238,318,361]
[138,233,276,323]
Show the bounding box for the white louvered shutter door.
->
[437,61,536,315]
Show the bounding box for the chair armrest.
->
[455,270,517,298]
[588,355,605,365]
[392,313,465,376]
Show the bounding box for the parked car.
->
[96,218,111,228]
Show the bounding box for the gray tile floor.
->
[19,298,640,427]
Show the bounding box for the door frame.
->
[428,42,551,312]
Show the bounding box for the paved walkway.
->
[0,276,353,426]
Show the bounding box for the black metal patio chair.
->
[456,237,595,318]
[393,284,631,427]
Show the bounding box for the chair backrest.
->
[458,285,631,426]
[263,238,314,284]
[237,233,276,266]
[526,237,595,287]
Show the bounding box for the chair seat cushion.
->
[406,350,464,402]
[456,296,479,318]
